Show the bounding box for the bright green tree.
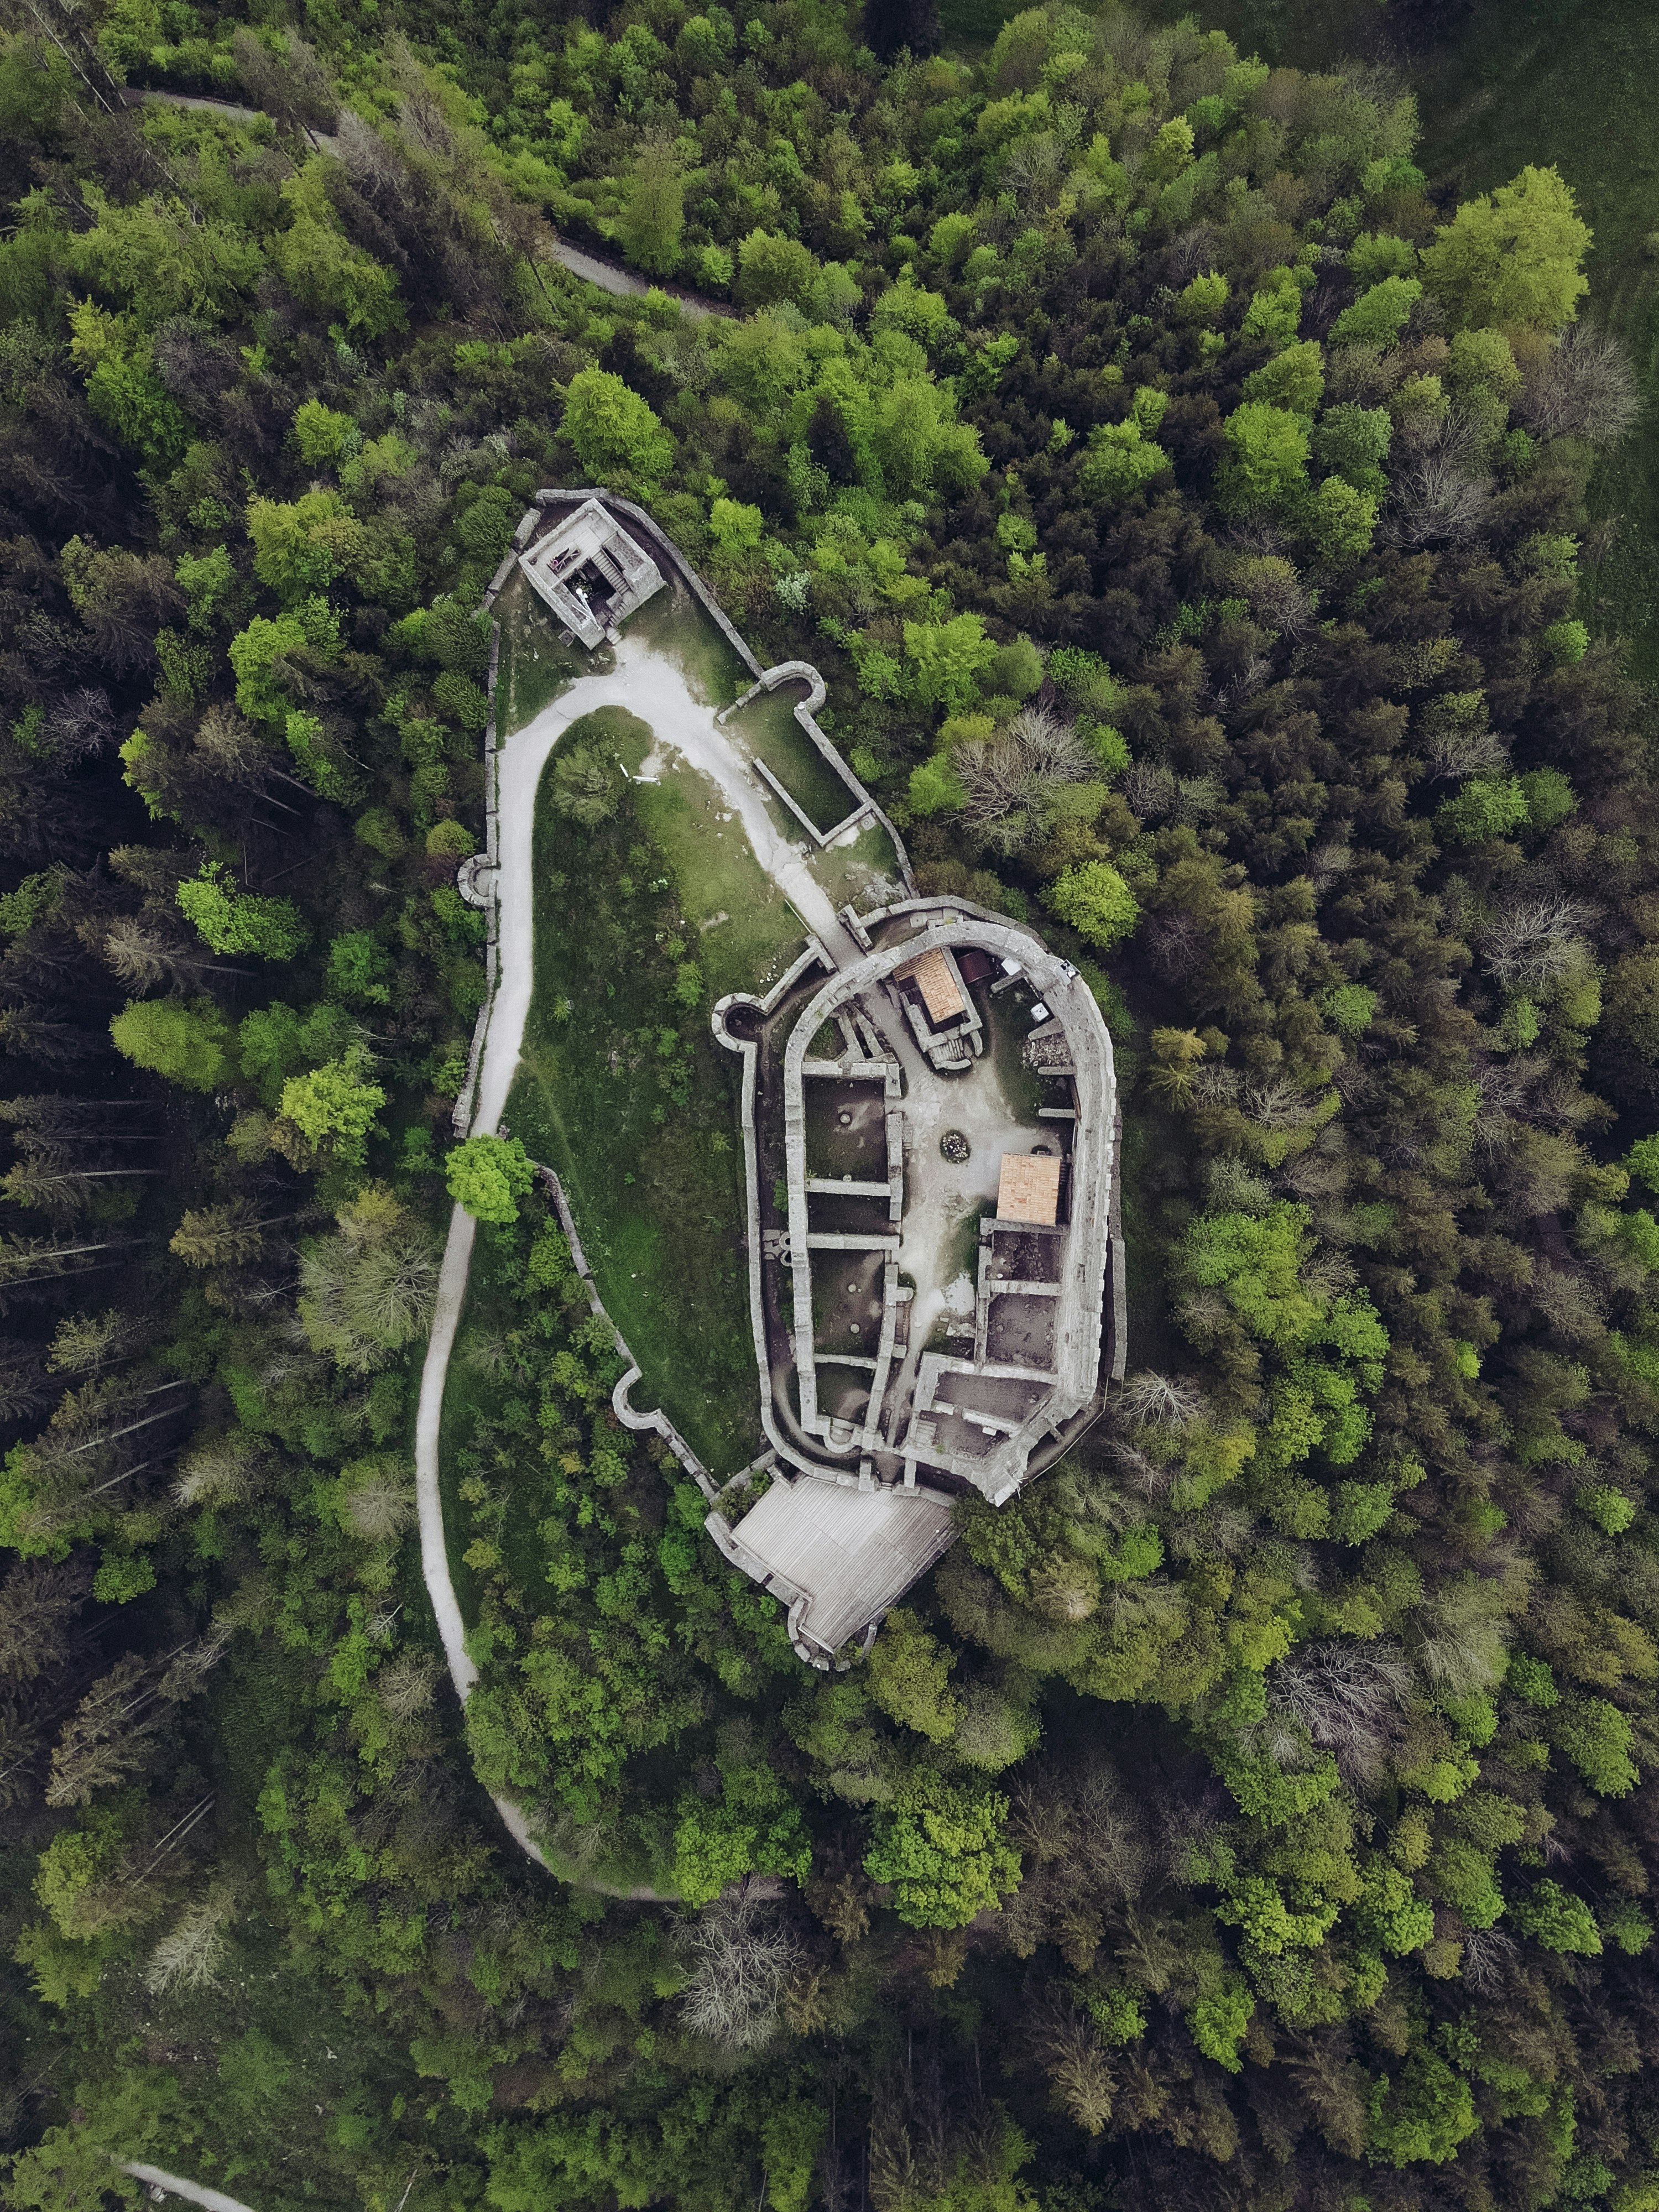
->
[272,160,405,337]
[1312,404,1392,492]
[1300,476,1378,561]
[1510,1878,1604,1953]
[177,862,310,961]
[325,930,392,1006]
[109,996,236,1091]
[446,1133,536,1226]
[278,1048,386,1167]
[1367,2047,1480,2167]
[1554,1697,1638,1797]
[1080,416,1170,500]
[1421,165,1591,331]
[561,369,674,488]
[864,1609,962,1742]
[864,1772,1021,1928]
[293,398,359,467]
[1328,275,1421,348]
[903,613,997,711]
[618,138,685,275]
[1348,231,1418,286]
[1437,775,1530,845]
[907,755,967,816]
[708,497,764,557]
[735,228,818,310]
[1177,268,1229,323]
[1241,340,1324,416]
[1042,860,1139,948]
[237,999,357,1108]
[1217,403,1310,514]
[246,488,365,603]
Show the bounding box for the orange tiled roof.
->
[894,947,966,1024]
[997,1152,1062,1225]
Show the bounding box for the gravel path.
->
[414,632,859,1873]
[121,2164,260,2211]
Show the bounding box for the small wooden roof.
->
[894,947,966,1025]
[997,1152,1062,1225]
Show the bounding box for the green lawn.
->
[724,684,859,836]
[504,708,763,1478]
[480,578,907,1476]
[632,765,810,1002]
[623,578,750,709]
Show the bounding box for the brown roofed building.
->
[894,947,966,1026]
[997,1152,1062,1225]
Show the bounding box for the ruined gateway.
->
[708,899,1124,1667]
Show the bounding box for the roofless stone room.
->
[709,896,1124,1666]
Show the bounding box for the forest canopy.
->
[0,0,1656,2207]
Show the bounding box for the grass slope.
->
[507,708,761,1477]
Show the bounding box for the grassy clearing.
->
[625,580,750,708]
[724,685,857,834]
[505,711,761,1477]
[985,989,1050,1126]
[631,766,806,1001]
[808,817,907,917]
[479,570,907,1477]
[612,587,903,935]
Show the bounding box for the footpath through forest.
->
[122,87,731,317]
